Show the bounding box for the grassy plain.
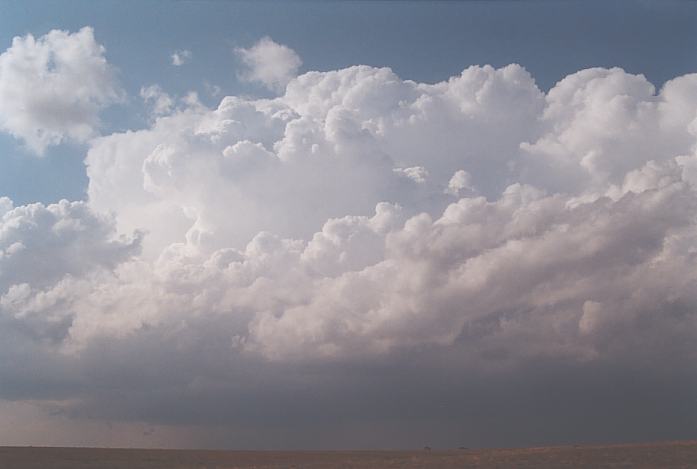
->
[1,440,696,468]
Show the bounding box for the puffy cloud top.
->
[67,63,697,366]
[0,27,122,154]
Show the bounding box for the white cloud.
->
[249,177,697,361]
[519,68,696,194]
[0,199,140,344]
[0,27,122,154]
[170,49,191,66]
[235,37,301,92]
[85,64,545,257]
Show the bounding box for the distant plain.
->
[1,440,696,468]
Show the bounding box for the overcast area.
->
[0,0,696,449]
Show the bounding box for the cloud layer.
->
[2,31,697,447]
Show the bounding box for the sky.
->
[0,0,696,450]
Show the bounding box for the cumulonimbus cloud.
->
[2,30,697,444]
[5,61,695,364]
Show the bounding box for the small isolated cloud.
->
[170,49,192,66]
[234,36,301,92]
[0,26,122,154]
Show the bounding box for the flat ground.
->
[1,440,697,468]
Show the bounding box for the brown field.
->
[1,440,697,468]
